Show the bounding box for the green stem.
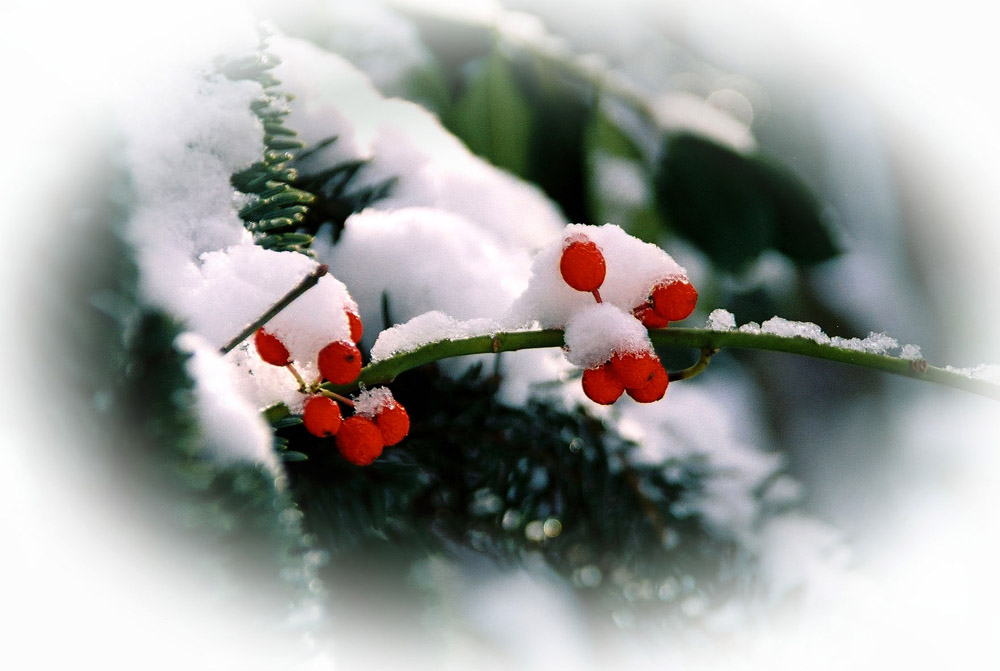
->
[324,327,999,401]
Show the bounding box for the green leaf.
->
[755,156,840,264]
[654,133,839,271]
[448,48,533,176]
[655,134,775,271]
[584,109,645,161]
[583,108,662,241]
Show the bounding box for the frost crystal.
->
[353,387,396,418]
[707,308,737,331]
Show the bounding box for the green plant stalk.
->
[325,327,1000,401]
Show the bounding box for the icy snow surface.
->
[707,309,919,357]
[370,311,500,362]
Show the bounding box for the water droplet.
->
[542,518,562,538]
[575,565,602,587]
[611,609,635,629]
[524,520,545,542]
[658,578,679,601]
[501,509,521,531]
[661,527,680,550]
[469,488,503,516]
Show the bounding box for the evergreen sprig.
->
[280,366,749,636]
[222,49,317,255]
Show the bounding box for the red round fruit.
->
[254,328,291,366]
[375,401,410,446]
[317,340,362,385]
[626,363,669,403]
[581,363,625,405]
[633,302,670,329]
[335,416,384,466]
[559,238,606,292]
[302,395,342,437]
[610,350,659,388]
[346,309,363,344]
[650,278,698,322]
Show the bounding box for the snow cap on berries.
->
[192,244,356,364]
[563,303,652,369]
[505,223,688,329]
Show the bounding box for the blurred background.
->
[2,0,998,668]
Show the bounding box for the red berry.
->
[254,328,291,366]
[626,362,669,403]
[375,401,410,446]
[335,416,384,466]
[302,395,342,437]
[633,302,670,329]
[581,363,625,405]
[650,278,698,322]
[610,350,659,388]
[318,340,362,385]
[346,308,363,344]
[559,237,606,292]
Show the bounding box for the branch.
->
[219,263,328,355]
[325,327,1000,401]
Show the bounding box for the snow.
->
[562,303,650,369]
[269,33,566,252]
[944,363,1000,383]
[370,311,500,362]
[654,91,758,153]
[707,308,737,331]
[352,386,396,418]
[735,315,904,356]
[177,333,282,477]
[317,207,526,348]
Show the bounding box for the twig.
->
[219,263,328,355]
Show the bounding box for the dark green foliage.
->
[281,366,751,630]
[447,49,534,176]
[291,137,397,244]
[654,133,840,272]
[58,166,321,627]
[223,46,395,249]
[445,46,593,223]
[222,50,315,255]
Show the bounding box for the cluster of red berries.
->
[253,304,409,466]
[559,234,698,405]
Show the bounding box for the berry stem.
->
[219,263,329,355]
[322,327,1000,401]
[591,288,603,303]
[319,388,355,407]
[667,347,718,383]
[286,363,308,391]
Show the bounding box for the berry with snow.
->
[375,401,410,446]
[346,307,363,344]
[581,363,626,405]
[302,395,343,437]
[254,328,291,366]
[626,363,669,403]
[318,340,362,385]
[559,236,606,292]
[632,302,670,329]
[651,277,698,322]
[610,350,660,388]
[335,416,384,466]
